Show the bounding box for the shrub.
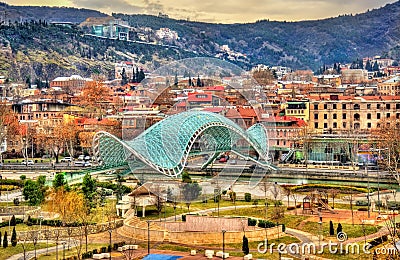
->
[287,206,295,210]
[248,218,257,226]
[337,223,343,234]
[281,224,286,232]
[108,245,112,252]
[252,199,258,206]
[258,220,276,228]
[244,193,251,202]
[101,246,107,253]
[10,215,16,226]
[93,249,98,254]
[357,207,368,211]
[296,204,301,208]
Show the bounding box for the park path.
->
[6,240,76,260]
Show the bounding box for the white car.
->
[60,157,73,163]
[74,160,91,167]
[21,160,34,165]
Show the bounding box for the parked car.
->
[229,159,237,165]
[78,155,85,160]
[84,156,91,161]
[74,160,91,167]
[21,160,34,165]
[60,157,73,162]
[219,157,227,163]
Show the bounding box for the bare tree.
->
[373,117,400,185]
[283,186,292,207]
[328,189,339,209]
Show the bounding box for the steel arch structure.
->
[93,111,275,177]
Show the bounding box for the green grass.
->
[38,243,109,260]
[209,206,308,228]
[299,221,379,239]
[0,243,55,259]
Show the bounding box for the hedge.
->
[290,184,373,193]
[248,218,257,226]
[257,220,276,228]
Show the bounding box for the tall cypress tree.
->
[242,235,249,255]
[11,227,17,247]
[3,231,8,248]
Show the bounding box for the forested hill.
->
[0,1,399,82]
[113,0,400,69]
[0,2,107,23]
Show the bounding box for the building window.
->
[343,122,347,128]
[342,113,346,119]
[324,123,328,128]
[314,114,318,120]
[324,104,328,109]
[377,104,381,109]
[367,122,371,128]
[396,104,400,109]
[333,114,337,119]
[354,104,360,110]
[314,104,318,110]
[387,113,391,118]
[377,113,381,120]
[367,104,371,109]
[397,113,400,119]
[333,122,337,128]
[342,104,346,109]
[324,114,327,119]
[354,113,360,121]
[314,122,318,128]
[377,123,381,128]
[367,113,371,119]
[386,104,390,109]
[333,104,337,109]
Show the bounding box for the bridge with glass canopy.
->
[92,111,277,177]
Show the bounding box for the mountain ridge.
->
[0,2,399,82]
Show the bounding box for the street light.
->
[147,220,150,255]
[365,159,370,218]
[108,225,112,260]
[222,229,226,260]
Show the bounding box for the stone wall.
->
[119,216,283,245]
[163,215,249,232]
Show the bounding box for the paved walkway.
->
[6,240,76,260]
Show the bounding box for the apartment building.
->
[307,95,400,134]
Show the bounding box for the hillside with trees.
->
[0,1,399,82]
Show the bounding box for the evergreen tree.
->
[138,68,145,82]
[120,68,128,86]
[82,173,97,210]
[242,235,249,255]
[53,172,67,189]
[365,60,372,71]
[174,72,178,86]
[358,59,363,69]
[337,223,343,234]
[329,220,334,236]
[373,61,379,71]
[135,68,140,83]
[11,227,17,247]
[3,231,7,248]
[0,231,2,246]
[10,215,16,226]
[188,73,192,87]
[196,75,201,87]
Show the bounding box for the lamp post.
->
[62,241,66,260]
[222,229,226,260]
[147,220,150,255]
[108,226,112,260]
[365,159,370,218]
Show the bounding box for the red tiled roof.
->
[187,92,212,102]
[202,107,224,113]
[204,86,225,91]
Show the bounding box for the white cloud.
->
[4,0,397,22]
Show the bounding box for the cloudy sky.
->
[5,0,397,23]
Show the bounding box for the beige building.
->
[378,76,400,96]
[308,95,400,134]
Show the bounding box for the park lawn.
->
[0,224,52,234]
[299,221,379,239]
[0,242,55,259]
[139,200,253,220]
[209,206,308,228]
[38,243,109,260]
